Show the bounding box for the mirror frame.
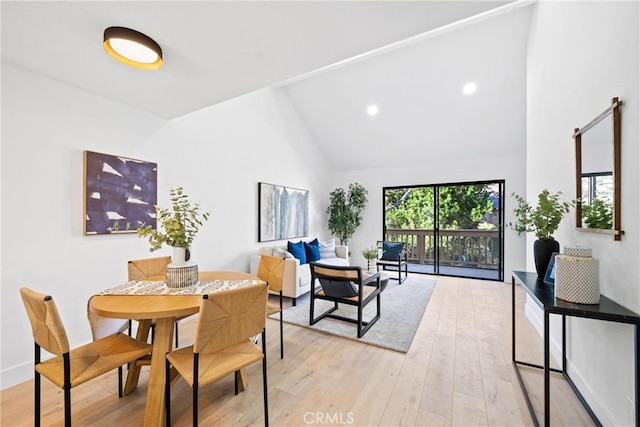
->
[574,97,623,240]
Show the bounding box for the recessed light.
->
[367,105,379,116]
[463,82,477,95]
[103,26,163,70]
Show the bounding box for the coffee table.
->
[363,270,390,292]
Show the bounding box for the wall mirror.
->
[574,97,623,240]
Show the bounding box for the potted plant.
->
[361,245,379,271]
[326,182,368,247]
[509,189,574,278]
[137,186,210,266]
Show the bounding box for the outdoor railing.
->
[384,228,500,270]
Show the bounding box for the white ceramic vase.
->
[170,246,195,267]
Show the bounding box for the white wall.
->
[526,2,639,425]
[1,65,333,388]
[333,151,527,277]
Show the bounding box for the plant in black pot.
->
[510,189,574,278]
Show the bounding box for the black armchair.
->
[375,241,408,283]
[309,263,381,338]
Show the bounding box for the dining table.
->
[90,271,265,427]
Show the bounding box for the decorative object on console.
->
[83,150,157,235]
[555,245,600,304]
[543,252,559,284]
[136,186,210,288]
[326,182,368,246]
[509,189,575,278]
[258,182,309,242]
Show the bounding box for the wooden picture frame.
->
[258,182,309,242]
[83,150,157,235]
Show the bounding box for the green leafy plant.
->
[509,189,574,240]
[361,245,378,261]
[582,198,613,229]
[326,182,368,246]
[137,186,210,251]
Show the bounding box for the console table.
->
[512,271,640,427]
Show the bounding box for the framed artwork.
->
[544,252,560,284]
[83,150,157,235]
[258,182,309,242]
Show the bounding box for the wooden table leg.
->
[144,317,175,427]
[124,319,152,395]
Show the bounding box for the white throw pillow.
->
[319,239,336,259]
[274,247,294,258]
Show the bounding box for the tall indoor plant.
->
[326,182,368,247]
[510,189,574,278]
[137,186,210,266]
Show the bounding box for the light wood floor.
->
[1,275,595,426]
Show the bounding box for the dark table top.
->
[512,271,640,324]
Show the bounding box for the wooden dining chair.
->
[128,256,187,347]
[164,283,269,427]
[20,287,152,427]
[257,254,286,358]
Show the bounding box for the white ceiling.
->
[1,0,532,171]
[284,3,533,171]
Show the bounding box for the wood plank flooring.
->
[1,275,595,426]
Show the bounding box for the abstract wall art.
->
[83,150,157,235]
[258,182,309,242]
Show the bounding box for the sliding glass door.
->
[383,180,504,281]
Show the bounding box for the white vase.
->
[170,246,195,267]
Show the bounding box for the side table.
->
[512,271,640,427]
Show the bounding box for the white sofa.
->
[249,240,349,305]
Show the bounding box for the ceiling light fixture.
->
[367,105,379,116]
[463,82,477,95]
[103,26,163,70]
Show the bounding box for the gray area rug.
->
[269,277,436,353]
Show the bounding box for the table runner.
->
[101,279,265,296]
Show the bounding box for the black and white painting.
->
[83,151,157,235]
[258,182,309,242]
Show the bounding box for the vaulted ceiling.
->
[1,0,532,170]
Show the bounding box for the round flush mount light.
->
[463,82,477,95]
[367,105,379,116]
[103,26,163,70]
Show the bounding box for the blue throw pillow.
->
[381,242,404,261]
[287,240,307,264]
[304,238,321,263]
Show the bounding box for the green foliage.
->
[385,185,494,230]
[326,182,368,246]
[582,198,613,229]
[361,245,378,260]
[439,185,494,229]
[509,189,574,240]
[137,186,210,251]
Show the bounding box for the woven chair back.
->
[257,254,286,292]
[127,256,171,281]
[194,283,268,354]
[20,287,70,356]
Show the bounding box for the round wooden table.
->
[90,271,262,427]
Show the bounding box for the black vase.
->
[533,238,559,279]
